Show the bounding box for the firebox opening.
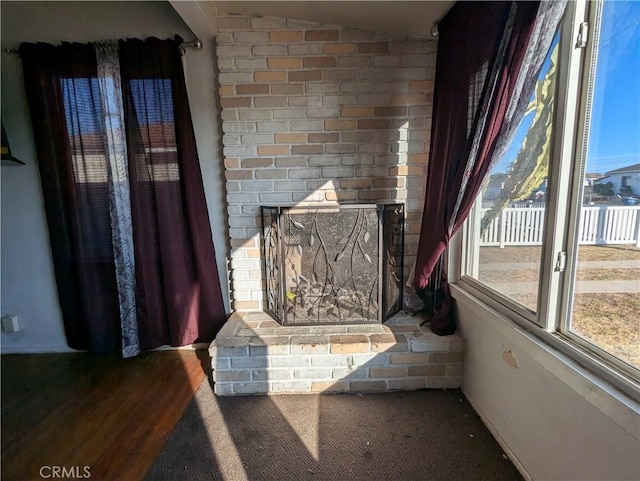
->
[261,203,404,326]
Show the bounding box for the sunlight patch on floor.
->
[200,394,250,481]
[272,394,321,461]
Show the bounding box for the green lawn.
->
[475,244,639,370]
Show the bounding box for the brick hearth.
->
[210,312,465,395]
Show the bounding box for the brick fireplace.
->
[212,13,465,394]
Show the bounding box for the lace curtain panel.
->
[95,40,140,358]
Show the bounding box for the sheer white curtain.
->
[488,0,567,170]
[95,40,139,357]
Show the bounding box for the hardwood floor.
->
[1,349,208,481]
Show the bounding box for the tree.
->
[593,182,614,196]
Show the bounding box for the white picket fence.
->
[480,205,640,247]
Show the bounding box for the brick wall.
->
[216,14,436,310]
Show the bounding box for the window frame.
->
[455,0,640,400]
[557,0,640,382]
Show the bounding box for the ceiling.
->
[211,1,454,38]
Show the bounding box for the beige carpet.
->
[145,382,523,481]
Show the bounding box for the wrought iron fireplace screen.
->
[261,204,404,325]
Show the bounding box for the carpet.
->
[145,382,523,481]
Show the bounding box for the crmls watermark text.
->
[40,466,91,479]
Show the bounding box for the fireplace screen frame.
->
[261,203,404,326]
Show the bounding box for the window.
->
[460,0,640,394]
[464,32,558,318]
[563,0,640,375]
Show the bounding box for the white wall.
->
[452,285,640,481]
[0,1,229,353]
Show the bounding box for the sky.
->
[493,0,640,175]
[587,0,640,174]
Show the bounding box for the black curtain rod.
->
[4,38,202,54]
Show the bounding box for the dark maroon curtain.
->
[414,1,540,335]
[119,37,226,349]
[19,37,226,353]
[20,42,123,352]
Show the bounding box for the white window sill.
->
[450,282,640,439]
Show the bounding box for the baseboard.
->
[1,343,210,355]
[462,387,533,481]
[0,345,77,354]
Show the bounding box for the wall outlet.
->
[1,314,20,333]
